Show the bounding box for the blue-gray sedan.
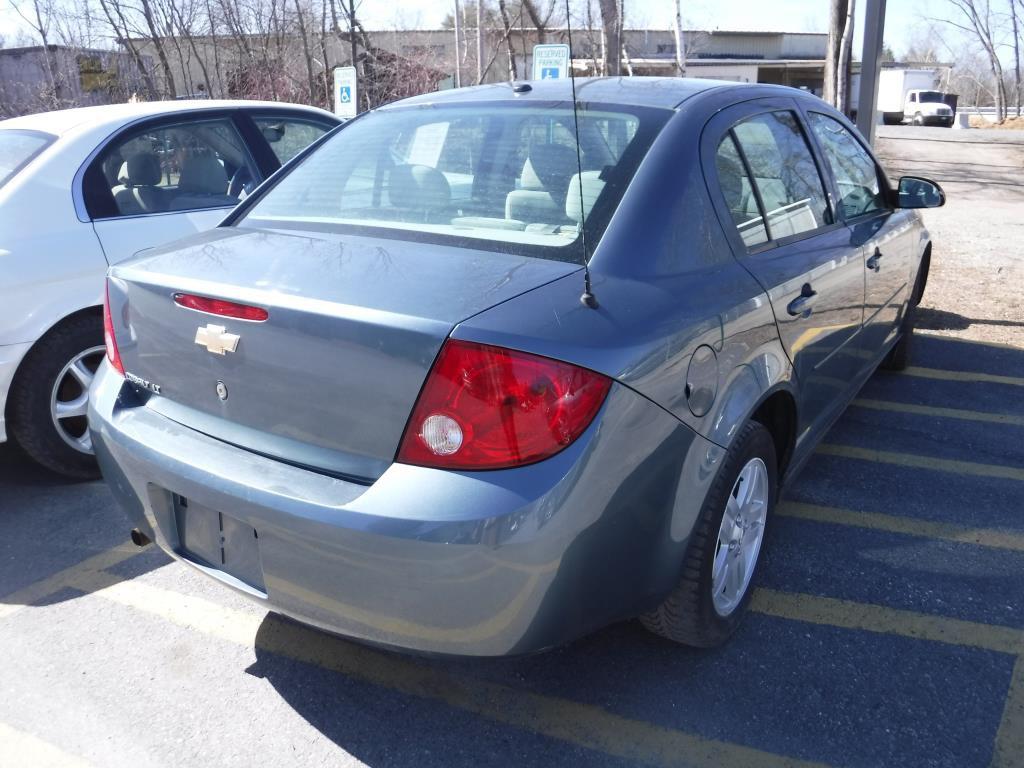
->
[89,77,944,655]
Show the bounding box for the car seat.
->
[506,143,579,224]
[111,153,167,215]
[169,154,236,211]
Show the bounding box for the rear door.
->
[704,98,866,441]
[804,109,916,371]
[86,111,261,265]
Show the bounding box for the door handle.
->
[786,283,817,318]
[866,248,883,272]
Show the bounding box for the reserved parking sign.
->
[532,44,570,81]
[333,66,357,118]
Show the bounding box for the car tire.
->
[640,420,777,648]
[8,314,103,480]
[913,112,924,126]
[880,300,916,372]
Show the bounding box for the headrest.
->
[118,152,161,187]
[565,170,605,224]
[388,164,451,210]
[520,143,579,195]
[178,154,229,194]
[716,154,744,208]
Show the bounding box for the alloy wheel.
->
[711,457,769,617]
[50,345,105,454]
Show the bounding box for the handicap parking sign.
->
[339,86,351,103]
[541,67,559,80]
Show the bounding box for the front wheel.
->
[913,112,924,126]
[641,421,777,647]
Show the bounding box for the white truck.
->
[877,69,955,126]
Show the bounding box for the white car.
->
[1,99,339,477]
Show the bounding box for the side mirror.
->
[897,176,945,209]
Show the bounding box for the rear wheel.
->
[8,314,103,479]
[641,421,777,647]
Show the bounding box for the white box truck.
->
[877,69,954,126]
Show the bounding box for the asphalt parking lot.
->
[3,133,1024,768]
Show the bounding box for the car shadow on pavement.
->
[917,307,1024,332]
[0,442,161,607]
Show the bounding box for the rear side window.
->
[0,129,54,189]
[253,117,331,165]
[715,134,768,248]
[731,111,831,241]
[94,118,259,218]
[808,112,888,220]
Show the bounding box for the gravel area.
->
[874,125,1024,349]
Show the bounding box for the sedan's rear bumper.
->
[89,362,722,656]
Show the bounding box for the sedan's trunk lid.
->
[109,227,579,481]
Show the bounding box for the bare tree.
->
[673,0,685,76]
[598,0,619,76]
[938,0,1008,121]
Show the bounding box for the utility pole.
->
[453,0,462,87]
[673,0,685,76]
[476,0,483,83]
[348,0,358,111]
[856,0,887,145]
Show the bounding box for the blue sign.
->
[339,86,351,103]
[541,67,559,80]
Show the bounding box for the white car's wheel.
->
[8,314,103,479]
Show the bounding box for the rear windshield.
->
[238,101,668,261]
[0,129,54,189]
[918,91,944,103]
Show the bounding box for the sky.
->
[0,0,953,57]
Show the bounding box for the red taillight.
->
[103,281,124,376]
[397,340,611,470]
[173,293,269,322]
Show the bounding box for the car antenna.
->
[564,0,598,309]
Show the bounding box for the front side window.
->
[0,129,54,190]
[239,103,663,260]
[253,116,331,165]
[95,118,258,218]
[731,111,831,241]
[715,133,768,248]
[808,112,888,220]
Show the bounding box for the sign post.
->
[532,44,571,81]
[333,66,358,119]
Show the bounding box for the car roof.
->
[0,100,337,137]
[387,76,741,111]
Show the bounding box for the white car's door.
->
[86,113,261,264]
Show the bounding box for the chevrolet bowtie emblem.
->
[194,324,240,355]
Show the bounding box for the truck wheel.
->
[913,112,924,126]
[8,314,103,480]
[640,421,777,647]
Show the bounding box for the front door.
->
[804,110,917,371]
[706,100,866,445]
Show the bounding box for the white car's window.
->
[0,129,54,189]
[715,133,769,248]
[95,118,258,218]
[239,104,660,259]
[731,111,832,241]
[253,117,331,165]
[809,112,888,220]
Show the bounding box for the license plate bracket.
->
[173,495,266,592]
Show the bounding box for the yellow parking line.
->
[992,656,1024,768]
[70,572,828,768]
[852,398,1024,427]
[816,444,1024,482]
[0,544,142,620]
[916,331,1024,353]
[777,501,1024,552]
[901,365,1024,388]
[0,722,96,768]
[751,589,1023,655]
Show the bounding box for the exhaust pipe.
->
[130,528,152,547]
